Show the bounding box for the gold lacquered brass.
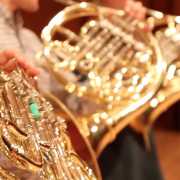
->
[137,11,180,128]
[0,61,97,180]
[36,2,165,157]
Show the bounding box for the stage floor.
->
[154,126,180,180]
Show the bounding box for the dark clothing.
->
[98,126,163,180]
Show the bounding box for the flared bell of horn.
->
[36,2,165,158]
[132,10,180,134]
[0,60,97,180]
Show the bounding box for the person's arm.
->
[0,49,41,76]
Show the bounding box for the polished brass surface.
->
[41,91,102,180]
[0,60,97,180]
[36,2,166,158]
[139,12,180,127]
[52,0,180,127]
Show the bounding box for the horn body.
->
[36,2,166,158]
[133,11,180,135]
[0,62,97,180]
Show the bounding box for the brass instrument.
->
[0,60,97,180]
[137,12,180,133]
[36,2,166,159]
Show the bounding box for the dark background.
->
[21,0,180,129]
[22,0,180,37]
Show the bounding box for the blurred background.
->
[21,0,180,179]
[21,0,180,37]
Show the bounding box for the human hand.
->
[0,49,41,76]
[124,0,153,30]
[124,0,146,21]
[103,0,153,31]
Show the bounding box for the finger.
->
[130,2,144,19]
[28,68,41,76]
[4,60,32,71]
[129,11,136,19]
[133,1,143,13]
[136,7,147,21]
[125,1,147,22]
[2,57,34,74]
[125,1,142,19]
[124,3,131,13]
[0,49,25,66]
[4,61,17,71]
[23,62,32,70]
[125,0,133,14]
[3,57,41,77]
[126,0,134,7]
[6,61,41,76]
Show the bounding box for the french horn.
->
[0,60,97,180]
[51,1,180,129]
[144,12,180,122]
[36,1,167,159]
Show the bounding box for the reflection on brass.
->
[36,2,166,158]
[0,61,97,180]
[139,11,180,129]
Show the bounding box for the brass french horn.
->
[36,1,166,159]
[0,60,97,180]
[53,2,180,130]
